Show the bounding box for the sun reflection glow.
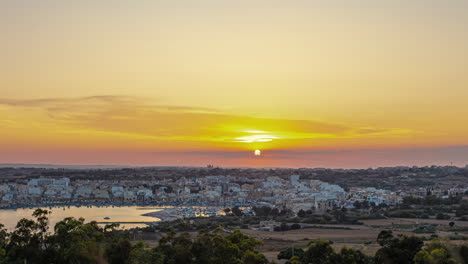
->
[234,134,278,143]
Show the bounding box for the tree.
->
[331,208,347,223]
[354,201,362,209]
[362,201,370,209]
[243,250,268,264]
[297,210,306,218]
[0,210,269,264]
[0,224,7,263]
[279,208,293,217]
[402,196,423,206]
[302,240,336,264]
[128,241,154,264]
[375,231,423,264]
[456,202,468,217]
[290,223,301,230]
[277,247,304,261]
[155,231,193,264]
[460,245,468,264]
[106,237,133,264]
[413,241,457,264]
[336,246,371,264]
[270,208,280,217]
[6,216,44,263]
[253,206,272,217]
[231,206,243,217]
[377,230,394,247]
[288,256,302,264]
[436,213,450,220]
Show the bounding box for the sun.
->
[254,149,261,156]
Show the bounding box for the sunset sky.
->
[1,0,468,168]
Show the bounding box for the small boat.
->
[104,217,111,220]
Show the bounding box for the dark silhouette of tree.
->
[354,201,362,209]
[337,246,370,264]
[413,240,457,264]
[302,240,336,264]
[456,202,468,217]
[375,230,423,264]
[277,247,304,261]
[270,208,280,217]
[231,206,243,217]
[290,223,301,230]
[297,209,306,218]
[0,209,269,264]
[460,245,468,264]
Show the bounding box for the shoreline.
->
[0,205,225,225]
[142,208,184,222]
[142,206,225,222]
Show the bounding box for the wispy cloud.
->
[0,95,413,147]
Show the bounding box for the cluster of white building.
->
[0,175,409,211]
[254,175,402,212]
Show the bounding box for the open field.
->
[137,217,468,263]
[242,228,394,244]
[360,218,468,227]
[241,218,468,262]
[241,228,416,262]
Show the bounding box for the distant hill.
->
[0,163,133,169]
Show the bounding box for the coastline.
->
[142,208,184,222]
[142,206,225,223]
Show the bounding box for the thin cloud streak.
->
[0,95,414,147]
[0,95,421,170]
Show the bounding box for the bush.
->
[436,213,450,220]
[0,210,269,264]
[290,223,301,230]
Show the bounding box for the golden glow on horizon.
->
[1,1,468,166]
[254,150,261,156]
[0,95,442,154]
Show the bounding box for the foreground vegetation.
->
[1,209,468,263]
[0,209,267,264]
[278,231,468,264]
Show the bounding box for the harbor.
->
[0,205,225,231]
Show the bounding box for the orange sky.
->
[1,1,468,168]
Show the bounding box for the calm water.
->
[0,206,162,230]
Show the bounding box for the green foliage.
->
[402,196,462,208]
[297,210,306,218]
[231,206,243,217]
[436,213,451,220]
[336,246,370,264]
[252,206,292,218]
[295,240,371,264]
[0,209,267,264]
[277,247,304,261]
[375,230,424,264]
[127,241,153,264]
[302,239,336,264]
[456,202,468,217]
[460,245,468,264]
[253,206,272,217]
[2,209,468,264]
[413,241,457,264]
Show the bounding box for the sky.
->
[1,0,468,168]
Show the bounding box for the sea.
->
[0,206,163,230]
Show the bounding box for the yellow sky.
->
[1,0,468,167]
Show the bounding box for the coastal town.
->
[0,166,467,213]
[1,165,468,263]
